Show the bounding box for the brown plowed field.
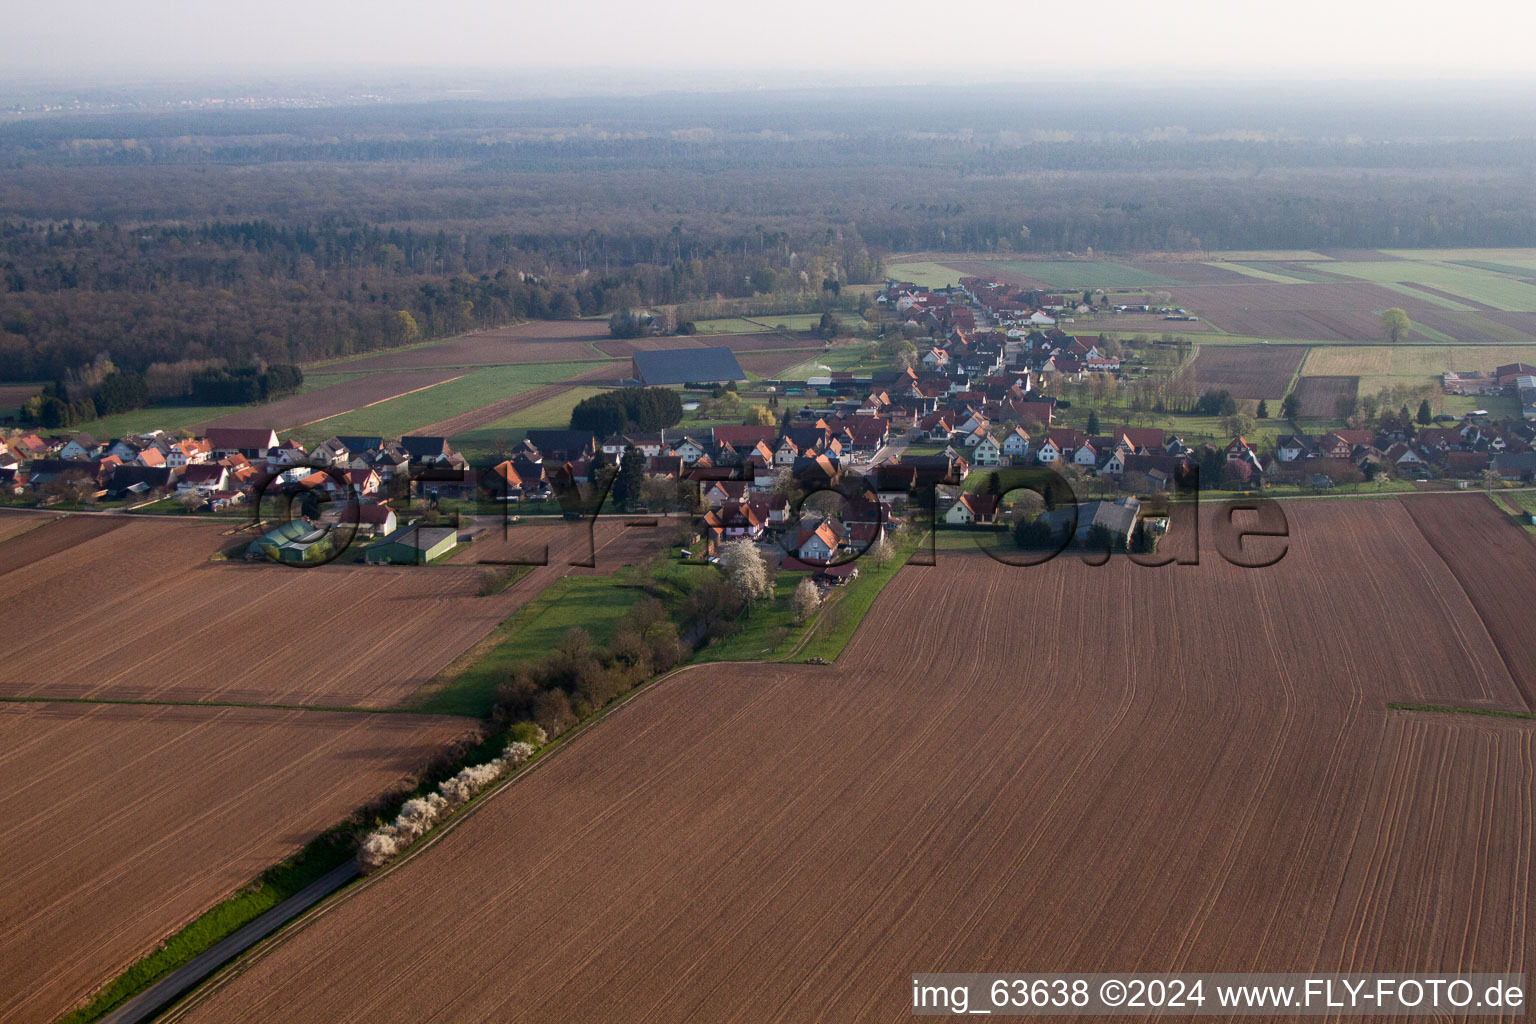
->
[0,701,472,1024]
[1292,374,1359,418]
[199,368,465,432]
[0,383,41,409]
[1168,282,1433,341]
[175,499,1534,1024]
[1402,494,1536,706]
[0,516,657,708]
[328,322,612,371]
[1190,344,1305,398]
[0,509,59,545]
[1482,311,1536,338]
[0,513,126,576]
[597,333,821,359]
[734,347,825,378]
[414,363,618,438]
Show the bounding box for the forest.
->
[3,82,1536,383]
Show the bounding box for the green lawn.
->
[287,363,603,444]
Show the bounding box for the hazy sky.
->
[7,0,1536,84]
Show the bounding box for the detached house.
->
[972,432,1003,467]
[1002,426,1031,461]
[205,428,278,461]
[944,491,999,526]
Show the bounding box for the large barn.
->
[630,346,745,387]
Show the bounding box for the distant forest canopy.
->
[2,83,1535,382]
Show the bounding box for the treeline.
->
[182,364,303,405]
[8,89,1536,383]
[568,388,683,437]
[493,599,683,737]
[0,213,882,382]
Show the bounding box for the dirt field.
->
[199,369,465,432]
[174,499,1533,1024]
[1291,374,1359,418]
[1190,344,1305,398]
[1168,282,1433,341]
[0,516,658,708]
[0,513,126,576]
[0,701,471,1024]
[1402,494,1536,706]
[0,509,61,546]
[0,382,40,410]
[325,322,613,372]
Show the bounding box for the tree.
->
[1085,410,1100,435]
[1280,392,1300,419]
[393,310,420,343]
[791,578,822,625]
[1416,399,1432,425]
[719,539,773,608]
[608,309,646,339]
[1012,515,1054,549]
[1256,399,1269,419]
[985,471,1002,496]
[1381,308,1411,344]
[1479,468,1503,492]
[867,535,895,569]
[743,404,776,426]
[610,446,645,510]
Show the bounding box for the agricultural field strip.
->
[172,501,1534,1023]
[309,322,620,374]
[0,517,658,709]
[199,368,466,433]
[0,701,473,1024]
[284,362,611,442]
[415,362,617,438]
[1306,261,1536,312]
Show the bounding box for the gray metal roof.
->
[631,347,745,386]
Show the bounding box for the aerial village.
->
[4,276,1536,566]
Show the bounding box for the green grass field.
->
[747,314,867,333]
[691,317,774,335]
[413,568,647,718]
[69,373,369,439]
[1307,260,1536,311]
[450,385,606,461]
[287,363,597,444]
[885,261,967,288]
[1213,262,1312,284]
[1382,248,1536,263]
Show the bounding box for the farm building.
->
[631,347,745,387]
[246,520,333,564]
[364,524,458,565]
[1043,496,1142,549]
